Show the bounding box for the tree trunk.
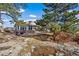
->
[0,11,1,20]
[0,11,4,32]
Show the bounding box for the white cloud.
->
[75,14,79,19]
[1,11,10,14]
[24,19,37,22]
[29,19,37,21]
[1,11,6,13]
[29,14,37,18]
[2,19,9,22]
[67,10,73,12]
[19,8,25,13]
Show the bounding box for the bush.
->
[74,32,79,44]
[55,31,72,43]
[48,22,61,33]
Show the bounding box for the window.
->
[15,26,19,30]
[24,26,26,30]
[22,27,25,30]
[29,25,32,30]
[20,26,23,30]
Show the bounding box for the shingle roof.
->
[15,20,36,26]
[15,20,28,26]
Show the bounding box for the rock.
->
[56,51,65,56]
[31,46,56,56]
[4,27,14,34]
[0,31,79,56]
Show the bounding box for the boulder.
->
[31,46,56,56]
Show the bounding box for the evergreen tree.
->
[36,3,79,33]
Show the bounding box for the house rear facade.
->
[14,20,36,35]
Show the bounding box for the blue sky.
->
[2,3,45,28]
[1,3,79,28]
[19,3,45,21]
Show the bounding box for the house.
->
[14,20,36,35]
